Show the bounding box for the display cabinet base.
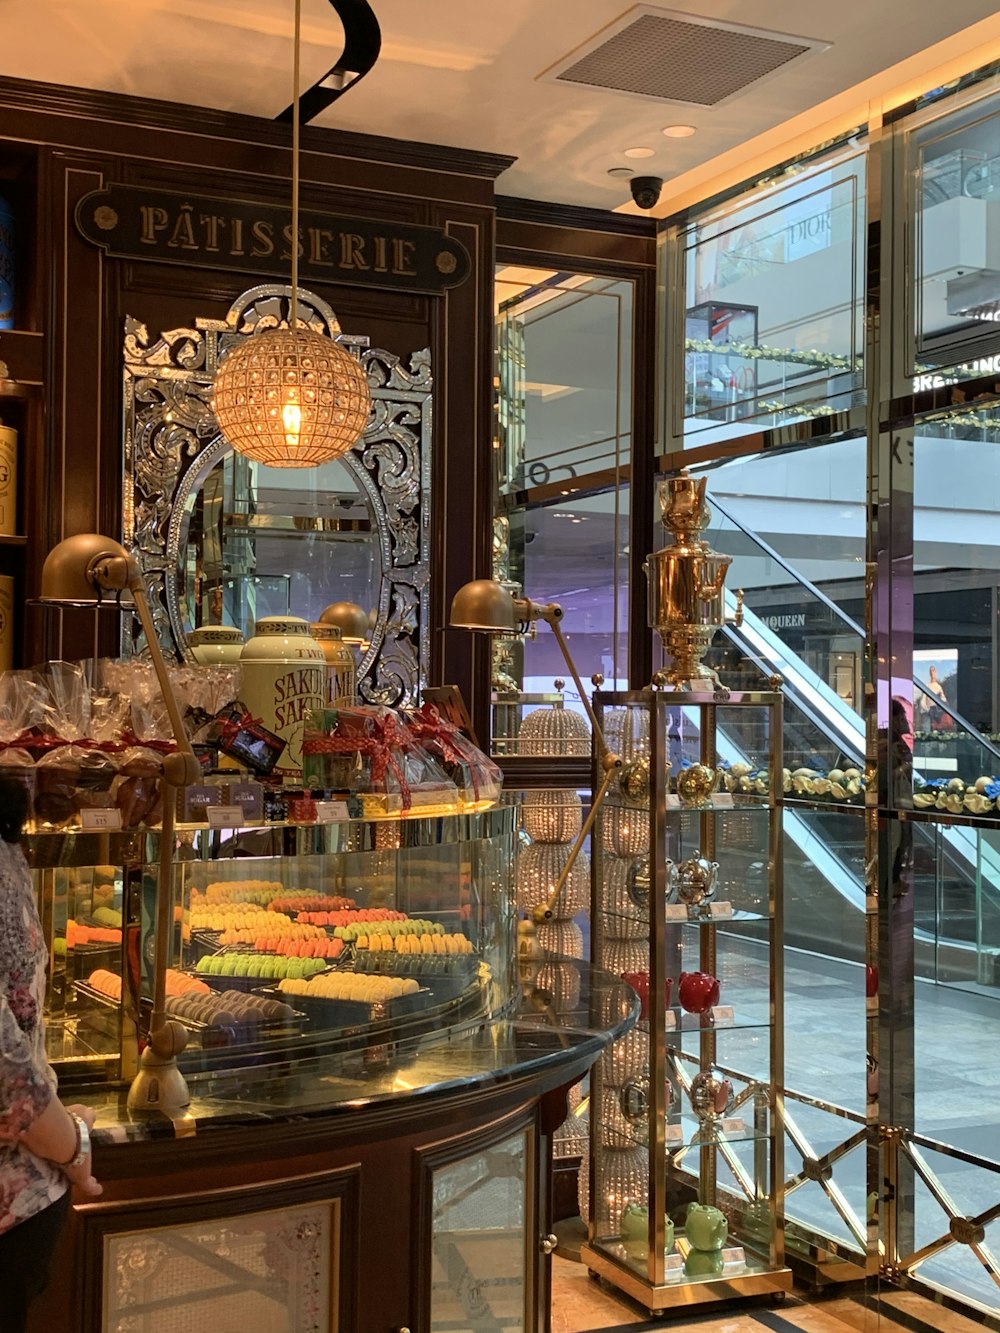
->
[580,1242,792,1313]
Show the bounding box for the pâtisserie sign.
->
[75,185,470,294]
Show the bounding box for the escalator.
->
[700,498,1000,981]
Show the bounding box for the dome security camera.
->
[630,175,664,210]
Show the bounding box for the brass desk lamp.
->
[39,534,201,1124]
[450,579,623,932]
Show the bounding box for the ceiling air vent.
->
[542,6,829,107]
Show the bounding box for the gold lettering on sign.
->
[200,215,225,252]
[139,206,169,244]
[167,205,199,250]
[250,220,274,258]
[340,233,370,270]
[392,238,417,275]
[231,217,245,256]
[280,223,304,263]
[372,235,389,272]
[307,228,335,267]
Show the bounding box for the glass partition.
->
[666,146,867,452]
[494,268,633,493]
[908,78,1000,375]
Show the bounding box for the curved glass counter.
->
[83,958,637,1142]
[28,806,519,1091]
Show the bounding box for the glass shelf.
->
[644,1009,773,1036]
[600,903,771,931]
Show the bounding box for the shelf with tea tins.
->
[583,686,790,1314]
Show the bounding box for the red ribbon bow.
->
[405,704,478,799]
[302,712,413,809]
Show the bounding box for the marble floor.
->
[550,1255,987,1332]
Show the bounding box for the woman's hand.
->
[60,1104,102,1197]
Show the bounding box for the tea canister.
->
[188,626,244,667]
[0,422,16,536]
[310,623,357,705]
[239,616,325,777]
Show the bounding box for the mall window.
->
[664,142,867,452]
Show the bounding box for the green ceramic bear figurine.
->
[684,1201,728,1251]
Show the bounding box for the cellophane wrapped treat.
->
[301,704,459,814]
[33,662,120,828]
[113,747,165,828]
[402,703,502,809]
[0,671,50,821]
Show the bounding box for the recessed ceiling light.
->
[624,146,655,159]
[607,166,632,178]
[662,124,696,138]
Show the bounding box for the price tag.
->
[721,1246,747,1269]
[207,805,244,828]
[721,1117,746,1135]
[664,905,688,923]
[663,1253,684,1278]
[708,901,734,920]
[665,794,681,809]
[664,1011,677,1031]
[714,791,734,807]
[710,1004,735,1025]
[80,808,123,831]
[664,1123,685,1144]
[315,800,350,822]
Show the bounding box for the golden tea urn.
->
[644,470,744,689]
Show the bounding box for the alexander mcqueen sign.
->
[74,185,470,295]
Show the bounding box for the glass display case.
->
[29,807,517,1093]
[582,687,791,1312]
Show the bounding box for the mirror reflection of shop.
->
[829,642,860,709]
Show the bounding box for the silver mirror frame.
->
[122,283,431,705]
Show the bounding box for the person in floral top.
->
[0,777,101,1331]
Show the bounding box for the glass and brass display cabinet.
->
[27,808,636,1333]
[580,686,790,1314]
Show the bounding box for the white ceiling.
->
[2,0,999,212]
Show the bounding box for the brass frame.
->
[581,687,790,1315]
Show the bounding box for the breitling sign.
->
[74,185,470,294]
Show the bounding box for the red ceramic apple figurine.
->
[677,970,720,1014]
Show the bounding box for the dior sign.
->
[75,184,470,294]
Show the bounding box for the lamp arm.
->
[123,564,199,1053]
[528,758,621,927]
[527,603,615,764]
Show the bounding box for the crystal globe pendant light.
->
[212,0,371,467]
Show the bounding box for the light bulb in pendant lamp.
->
[212,326,371,469]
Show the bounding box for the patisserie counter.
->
[32,808,518,1089]
[32,954,635,1333]
[22,798,638,1333]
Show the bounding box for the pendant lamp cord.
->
[290,0,302,330]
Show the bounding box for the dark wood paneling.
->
[0,80,502,676]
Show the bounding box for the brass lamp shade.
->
[39,533,134,606]
[319,600,370,645]
[212,326,371,469]
[449,579,519,633]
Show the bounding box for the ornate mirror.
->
[122,284,431,705]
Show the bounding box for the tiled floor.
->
[550,1255,984,1332]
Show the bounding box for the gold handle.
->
[730,587,745,628]
[540,1233,559,1255]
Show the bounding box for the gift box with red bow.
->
[401,703,502,809]
[301,704,459,813]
